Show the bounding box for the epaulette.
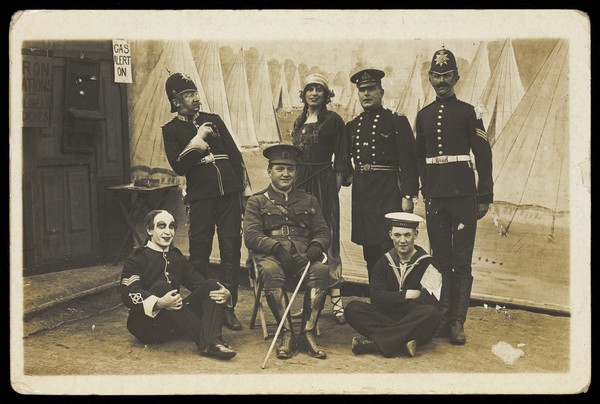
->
[457,99,476,109]
[253,187,270,197]
[132,246,147,255]
[160,116,178,128]
[421,100,436,111]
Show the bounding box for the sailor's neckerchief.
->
[384,248,432,291]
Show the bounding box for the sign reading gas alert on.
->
[112,39,132,83]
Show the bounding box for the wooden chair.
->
[247,250,319,340]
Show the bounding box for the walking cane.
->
[261,259,312,369]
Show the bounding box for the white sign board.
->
[112,39,132,83]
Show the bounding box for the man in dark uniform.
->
[120,209,236,359]
[244,144,336,360]
[345,212,442,358]
[346,69,420,279]
[162,72,246,331]
[415,47,493,345]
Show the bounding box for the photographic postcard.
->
[9,9,590,395]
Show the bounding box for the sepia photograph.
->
[9,9,590,395]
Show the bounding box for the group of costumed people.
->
[118,45,493,361]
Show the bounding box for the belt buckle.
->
[362,164,372,172]
[281,225,290,236]
[435,156,448,164]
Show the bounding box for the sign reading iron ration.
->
[22,54,52,127]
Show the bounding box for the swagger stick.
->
[261,260,312,369]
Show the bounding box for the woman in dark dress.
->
[291,73,350,324]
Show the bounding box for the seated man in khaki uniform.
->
[244,144,336,360]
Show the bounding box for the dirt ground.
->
[14,282,579,395]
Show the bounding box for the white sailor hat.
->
[385,212,424,229]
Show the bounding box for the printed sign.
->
[22,54,52,127]
[112,39,132,83]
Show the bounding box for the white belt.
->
[425,155,471,164]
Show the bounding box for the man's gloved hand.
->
[273,244,300,273]
[306,243,324,263]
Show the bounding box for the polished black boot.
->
[449,274,473,345]
[434,271,453,338]
[218,236,242,331]
[300,287,327,359]
[265,288,296,359]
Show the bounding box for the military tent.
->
[479,39,525,145]
[288,66,303,109]
[395,53,425,132]
[224,49,259,149]
[250,56,281,143]
[456,41,490,108]
[272,64,293,115]
[196,41,236,147]
[491,39,568,237]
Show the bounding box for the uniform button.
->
[357,129,361,132]
[437,122,441,126]
[285,218,288,221]
[372,125,376,128]
[438,115,442,119]
[363,142,368,146]
[376,115,380,118]
[437,129,441,133]
[372,153,376,156]
[437,137,441,140]
[374,119,378,122]
[357,149,361,153]
[438,151,443,155]
[372,131,376,135]
[356,156,361,160]
[359,116,363,120]
[438,109,443,113]
[441,105,445,108]
[356,142,359,145]
[372,145,375,149]
[438,144,442,148]
[358,123,362,126]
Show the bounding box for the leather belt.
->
[356,164,398,172]
[425,155,471,164]
[199,153,229,164]
[268,225,310,237]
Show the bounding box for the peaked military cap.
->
[165,72,198,112]
[350,68,385,89]
[385,212,424,229]
[263,144,303,165]
[429,47,458,75]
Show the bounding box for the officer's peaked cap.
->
[429,47,458,75]
[263,144,303,165]
[350,68,385,89]
[385,212,424,229]
[165,72,198,112]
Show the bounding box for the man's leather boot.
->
[300,287,327,359]
[265,288,296,359]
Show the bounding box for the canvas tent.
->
[250,56,281,143]
[272,64,293,114]
[288,67,303,109]
[395,53,425,132]
[128,40,210,181]
[224,49,259,149]
[491,39,568,237]
[479,39,525,145]
[196,41,237,147]
[456,41,490,108]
